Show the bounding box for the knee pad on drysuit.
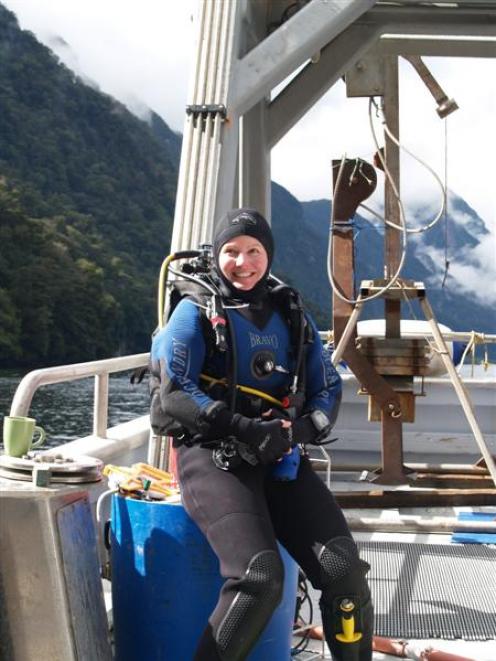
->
[319,537,373,661]
[214,549,284,661]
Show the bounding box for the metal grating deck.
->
[358,541,496,640]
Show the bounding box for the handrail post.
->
[94,373,109,438]
[9,354,149,440]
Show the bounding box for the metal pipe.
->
[93,373,109,439]
[171,0,239,251]
[147,432,162,468]
[232,0,375,115]
[158,436,172,474]
[345,515,496,535]
[205,1,222,103]
[215,0,232,102]
[191,116,212,243]
[196,0,214,104]
[319,330,496,344]
[203,112,223,243]
[403,55,458,118]
[191,0,207,103]
[10,353,149,418]
[205,0,237,240]
[183,117,203,247]
[331,299,364,366]
[208,1,240,229]
[268,23,381,148]
[420,297,496,486]
[312,462,491,475]
[383,55,402,286]
[171,116,195,251]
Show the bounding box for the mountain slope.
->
[0,4,180,365]
[272,183,496,338]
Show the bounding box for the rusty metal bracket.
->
[330,166,412,484]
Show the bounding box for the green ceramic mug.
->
[2,416,46,457]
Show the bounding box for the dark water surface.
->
[0,369,149,449]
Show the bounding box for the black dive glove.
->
[261,407,333,446]
[198,403,290,463]
[291,410,334,445]
[229,414,291,465]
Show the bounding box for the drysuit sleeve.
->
[303,314,342,427]
[149,298,222,436]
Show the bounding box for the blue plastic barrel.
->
[110,495,298,660]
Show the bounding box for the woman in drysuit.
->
[150,208,373,661]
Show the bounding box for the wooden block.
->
[368,391,416,422]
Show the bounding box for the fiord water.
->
[0,370,149,450]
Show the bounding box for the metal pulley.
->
[0,451,103,485]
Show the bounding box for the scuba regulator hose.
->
[199,373,286,409]
[157,250,202,328]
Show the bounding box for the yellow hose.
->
[158,254,177,328]
[200,373,285,408]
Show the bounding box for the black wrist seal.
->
[197,401,233,439]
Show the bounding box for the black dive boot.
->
[318,537,374,661]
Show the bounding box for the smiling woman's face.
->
[218,235,268,291]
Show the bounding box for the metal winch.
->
[0,451,103,486]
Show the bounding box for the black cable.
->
[292,290,306,396]
[291,572,314,655]
[224,307,238,413]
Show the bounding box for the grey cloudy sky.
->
[4,0,496,239]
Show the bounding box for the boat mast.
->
[170,0,375,251]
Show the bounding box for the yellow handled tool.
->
[335,598,363,644]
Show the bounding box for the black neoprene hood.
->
[213,208,274,267]
[212,208,275,302]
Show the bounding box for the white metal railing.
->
[319,330,496,343]
[10,353,149,439]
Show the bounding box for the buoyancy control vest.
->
[149,246,314,440]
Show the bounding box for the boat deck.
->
[2,360,494,660]
[286,460,496,661]
[294,528,496,660]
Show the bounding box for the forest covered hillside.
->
[0,4,180,365]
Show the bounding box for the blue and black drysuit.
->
[150,295,373,661]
